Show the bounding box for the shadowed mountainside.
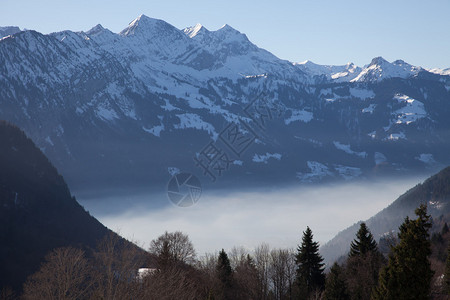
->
[321,166,450,265]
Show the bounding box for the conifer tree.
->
[324,262,349,300]
[373,204,433,300]
[346,222,383,299]
[295,226,325,298]
[349,222,379,257]
[216,249,234,298]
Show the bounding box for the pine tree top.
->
[217,248,233,284]
[349,222,379,257]
[296,226,325,295]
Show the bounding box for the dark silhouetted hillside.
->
[0,121,114,291]
[322,166,450,265]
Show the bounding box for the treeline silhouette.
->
[2,204,450,299]
[2,121,450,299]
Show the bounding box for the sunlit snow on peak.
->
[183,23,207,38]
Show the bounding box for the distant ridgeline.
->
[0,121,119,291]
[1,16,450,191]
[321,165,450,265]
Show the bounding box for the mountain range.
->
[1,15,450,192]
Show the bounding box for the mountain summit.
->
[120,14,180,38]
[0,15,449,191]
[351,56,422,82]
[183,23,209,38]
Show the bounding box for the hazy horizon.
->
[78,175,427,257]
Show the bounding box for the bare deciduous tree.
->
[92,233,146,300]
[149,231,196,265]
[22,247,91,300]
[230,246,248,270]
[235,254,260,300]
[269,248,296,300]
[198,252,219,278]
[255,243,271,300]
[141,264,208,299]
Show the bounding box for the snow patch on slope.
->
[252,152,282,164]
[297,161,333,183]
[415,153,436,164]
[96,105,119,121]
[285,110,313,125]
[385,132,406,141]
[362,104,376,114]
[333,141,367,158]
[143,124,164,137]
[174,113,217,139]
[392,94,426,125]
[427,68,450,76]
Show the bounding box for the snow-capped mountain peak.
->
[1,14,450,192]
[215,24,248,40]
[351,56,422,82]
[86,24,105,35]
[392,59,408,66]
[183,23,209,38]
[369,56,389,66]
[119,14,181,38]
[218,24,239,33]
[84,24,118,46]
[294,60,361,82]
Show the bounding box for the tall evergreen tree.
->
[346,222,383,299]
[216,249,234,299]
[295,226,325,299]
[349,222,379,257]
[373,204,433,300]
[324,262,349,300]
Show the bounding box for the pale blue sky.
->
[1,0,449,69]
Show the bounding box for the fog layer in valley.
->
[79,176,426,256]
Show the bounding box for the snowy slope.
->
[0,26,21,39]
[294,60,361,82]
[427,67,450,76]
[1,14,450,190]
[351,57,422,82]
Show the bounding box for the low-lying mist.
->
[78,176,426,256]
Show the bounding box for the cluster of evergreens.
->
[2,204,450,299]
[323,204,450,300]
